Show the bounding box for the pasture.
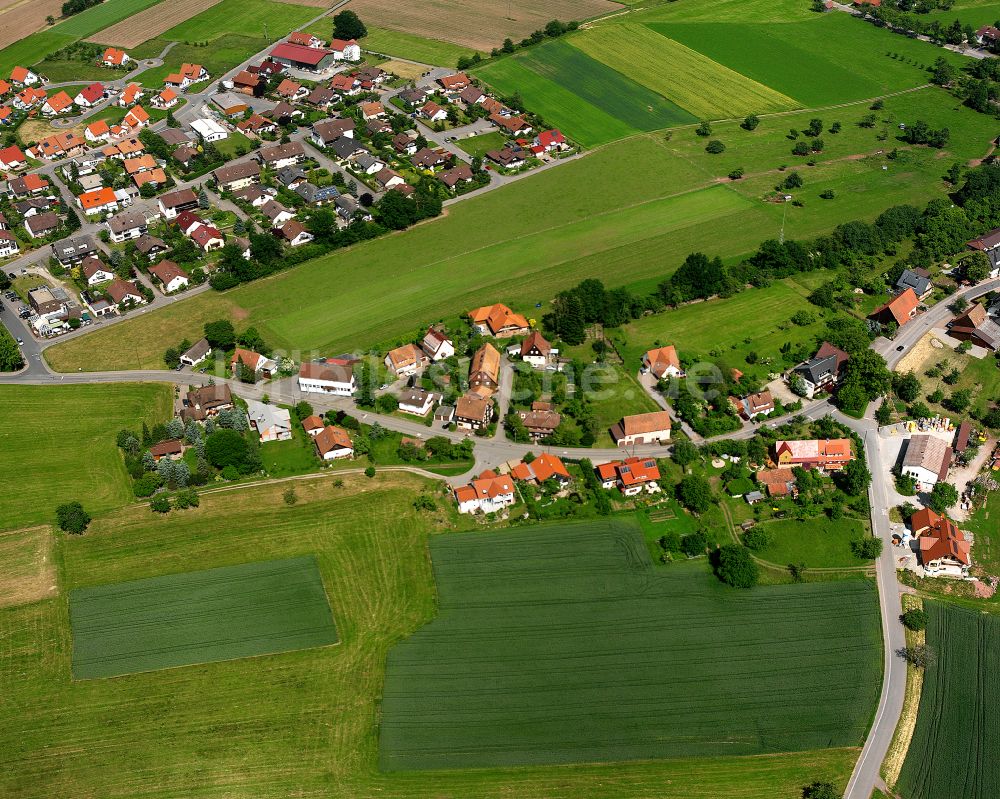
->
[0,473,863,798]
[571,23,796,118]
[0,527,55,609]
[896,602,1000,799]
[70,556,338,678]
[49,0,163,38]
[359,25,483,66]
[160,0,318,42]
[0,383,172,532]
[753,517,871,569]
[380,520,882,770]
[87,0,221,48]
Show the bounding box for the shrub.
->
[679,531,708,557]
[705,139,725,154]
[365,466,376,478]
[728,168,744,180]
[742,526,772,551]
[851,537,883,559]
[150,495,171,513]
[902,608,929,631]
[222,464,240,481]
[713,544,759,588]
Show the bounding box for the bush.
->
[902,608,929,631]
[851,537,883,559]
[705,139,725,154]
[742,526,772,551]
[133,473,163,497]
[222,464,240,480]
[679,530,709,557]
[365,466,376,478]
[713,544,759,588]
[728,168,744,180]
[150,495,171,513]
[56,501,91,534]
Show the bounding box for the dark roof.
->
[896,268,931,296]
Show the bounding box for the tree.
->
[902,608,928,631]
[742,526,772,551]
[205,428,249,470]
[875,399,893,425]
[714,544,759,588]
[294,400,313,420]
[237,326,266,353]
[671,439,699,467]
[150,495,171,513]
[204,319,235,350]
[705,139,725,154]
[843,350,892,401]
[901,644,934,669]
[741,114,759,131]
[696,121,712,137]
[0,328,24,371]
[929,481,959,512]
[783,171,803,189]
[851,536,883,559]
[931,55,956,85]
[677,474,713,512]
[283,486,298,505]
[680,531,708,557]
[961,251,990,283]
[802,782,839,799]
[333,9,367,39]
[894,371,921,402]
[56,501,91,534]
[364,466,376,478]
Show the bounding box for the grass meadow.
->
[896,601,1000,799]
[0,383,172,533]
[380,520,882,770]
[754,517,870,569]
[358,25,483,66]
[0,31,75,76]
[0,473,867,798]
[160,0,318,42]
[49,0,163,38]
[70,556,338,678]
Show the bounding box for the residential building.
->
[469,302,529,337]
[10,66,39,86]
[437,73,470,93]
[421,327,454,361]
[329,37,361,61]
[947,303,1000,351]
[454,392,494,430]
[911,507,971,577]
[149,260,189,293]
[420,100,447,122]
[0,230,19,257]
[0,144,26,170]
[230,348,276,378]
[469,342,501,392]
[489,113,532,135]
[74,83,104,108]
[756,468,797,497]
[24,212,60,239]
[106,278,144,307]
[106,208,148,242]
[642,345,683,379]
[895,267,933,299]
[536,129,567,151]
[610,412,672,447]
[85,120,111,143]
[51,235,97,265]
[735,390,774,419]
[518,330,556,368]
[518,406,561,440]
[901,434,952,490]
[596,457,661,496]
[80,256,114,286]
[298,361,356,395]
[102,47,129,67]
[384,343,428,377]
[791,341,850,398]
[214,159,261,192]
[191,117,228,142]
[868,287,920,328]
[966,227,1000,277]
[510,453,571,485]
[398,387,440,416]
[245,399,292,442]
[440,164,473,189]
[257,141,305,170]
[277,219,313,247]
[158,188,198,218]
[454,470,515,514]
[182,384,233,421]
[135,233,167,258]
[314,425,354,460]
[149,439,183,461]
[312,117,355,146]
[42,91,73,116]
[301,415,325,437]
[179,338,211,367]
[261,199,294,227]
[78,187,119,216]
[774,438,853,471]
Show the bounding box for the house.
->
[16,197,54,218]
[10,66,39,86]
[0,230,19,258]
[135,233,167,258]
[469,303,529,337]
[13,86,46,111]
[149,259,189,293]
[398,387,441,416]
[911,507,971,577]
[266,100,299,123]
[275,78,303,100]
[230,347,276,378]
[8,173,49,198]
[165,63,208,88]
[306,85,338,109]
[301,415,325,437]
[80,256,114,286]
[975,25,1000,45]
[489,113,532,135]
[374,168,405,190]
[85,120,111,143]
[295,181,339,206]
[352,151,385,175]
[158,187,198,219]
[191,117,228,141]
[0,144,24,170]
[213,159,261,192]
[896,267,933,299]
[237,114,278,136]
[121,105,149,133]
[360,101,385,120]
[175,209,205,236]
[179,338,211,367]
[288,31,325,48]
[384,343,429,377]
[118,83,143,107]
[24,212,60,239]
[105,136,144,158]
[392,132,418,156]
[366,117,392,136]
[102,47,129,67]
[276,165,307,188]
[231,70,262,95]
[454,470,515,514]
[0,107,14,126]
[396,88,427,107]
[947,302,1000,351]
[536,129,567,151]
[210,92,248,118]
[269,42,338,72]
[756,467,797,497]
[29,131,86,161]
[610,412,672,447]
[106,278,144,307]
[518,406,561,439]
[440,164,473,189]
[469,343,501,392]
[735,390,774,419]
[74,83,105,108]
[182,384,233,421]
[257,141,305,170]
[419,100,447,123]
[232,185,274,208]
[901,434,952,490]
[328,38,361,61]
[411,147,449,169]
[459,85,484,105]
[967,228,1000,276]
[261,199,295,227]
[314,425,354,460]
[485,147,526,169]
[151,87,178,110]
[454,392,494,430]
[245,399,292,442]
[42,92,73,116]
[123,154,156,176]
[149,439,183,462]
[51,235,97,265]
[277,219,313,247]
[774,438,853,471]
[510,453,571,485]
[28,285,70,315]
[190,224,225,251]
[868,287,920,328]
[312,117,355,147]
[791,341,850,398]
[518,330,556,367]
[421,327,454,361]
[642,345,683,380]
[596,457,661,496]
[298,361,356,395]
[438,73,470,93]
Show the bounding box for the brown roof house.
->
[911,507,971,577]
[469,343,501,393]
[610,411,672,448]
[947,303,1000,351]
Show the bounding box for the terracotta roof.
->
[302,414,324,432]
[470,342,501,385]
[386,343,425,372]
[869,287,919,326]
[106,278,141,303]
[149,259,186,285]
[620,412,672,436]
[520,330,552,357]
[455,393,490,422]
[230,347,264,370]
[78,187,117,210]
[912,507,970,566]
[469,302,528,335]
[644,345,680,377]
[314,425,353,456]
[299,361,353,383]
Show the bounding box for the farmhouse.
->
[245,399,292,442]
[454,470,515,514]
[756,468,797,497]
[868,287,919,328]
[517,330,556,367]
[298,361,356,395]
[946,303,1000,351]
[642,345,683,379]
[911,507,971,577]
[179,338,211,367]
[421,327,454,361]
[454,392,494,430]
[610,412,672,447]
[269,42,338,72]
[469,302,529,337]
[469,343,501,392]
[901,434,952,491]
[510,453,570,485]
[230,348,277,378]
[182,384,233,421]
[314,425,354,460]
[895,267,932,299]
[774,439,852,471]
[148,260,189,293]
[398,387,440,416]
[384,343,428,377]
[791,341,850,398]
[596,457,661,496]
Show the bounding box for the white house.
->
[0,230,19,258]
[191,117,229,142]
[298,361,356,395]
[149,259,189,293]
[80,256,114,286]
[245,398,293,442]
[610,412,672,448]
[329,38,361,61]
[642,345,683,380]
[421,327,455,361]
[314,425,354,460]
[901,435,952,491]
[517,330,556,369]
[398,388,441,417]
[179,338,212,367]
[453,470,516,514]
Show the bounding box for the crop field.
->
[0,0,63,50]
[896,602,1000,799]
[650,17,962,107]
[0,383,172,533]
[570,23,796,118]
[70,556,338,678]
[0,31,75,75]
[86,0,221,47]
[0,527,55,609]
[343,0,622,52]
[476,39,696,146]
[50,0,163,38]
[754,517,871,569]
[0,473,862,798]
[380,520,882,770]
[359,25,484,66]
[160,0,318,42]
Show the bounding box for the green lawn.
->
[380,519,882,770]
[50,0,163,38]
[215,130,252,158]
[961,485,1000,573]
[754,516,871,569]
[0,472,865,798]
[358,25,484,67]
[456,131,509,159]
[161,0,318,42]
[585,363,661,446]
[138,35,278,87]
[896,601,1000,799]
[32,56,115,82]
[70,556,338,678]
[0,32,76,77]
[0,383,173,533]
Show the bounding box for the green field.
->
[359,25,483,66]
[571,23,796,118]
[0,32,76,76]
[380,520,882,770]
[456,131,509,158]
[161,0,318,42]
[896,602,1000,799]
[475,39,696,147]
[0,472,865,798]
[754,516,871,569]
[0,383,172,533]
[50,0,163,38]
[71,556,338,678]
